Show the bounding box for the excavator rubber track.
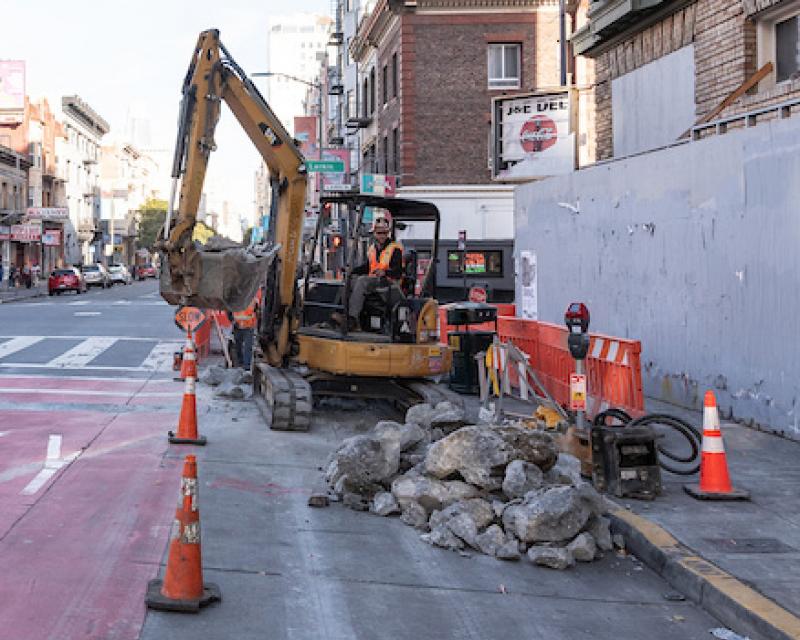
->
[253,362,312,432]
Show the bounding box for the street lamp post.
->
[251,71,323,159]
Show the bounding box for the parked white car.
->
[108,264,133,285]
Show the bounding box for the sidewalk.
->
[141,373,722,640]
[0,283,46,303]
[609,397,800,640]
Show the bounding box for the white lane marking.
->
[141,341,183,371]
[0,362,170,372]
[0,388,175,398]
[74,312,102,317]
[20,434,78,496]
[0,337,44,359]
[113,300,132,305]
[0,373,181,384]
[0,335,176,342]
[46,337,117,368]
[68,300,91,306]
[0,431,8,437]
[46,434,62,460]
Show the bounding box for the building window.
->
[392,127,399,174]
[487,43,521,89]
[392,53,398,98]
[382,135,389,173]
[369,68,376,114]
[382,65,388,105]
[362,78,369,117]
[758,4,800,86]
[775,15,800,82]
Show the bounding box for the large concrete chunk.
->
[392,476,480,515]
[437,498,495,530]
[510,486,593,543]
[502,460,545,499]
[544,453,583,486]
[492,426,558,473]
[421,525,465,551]
[405,403,436,428]
[475,524,506,557]
[371,491,400,516]
[326,434,400,491]
[567,532,597,562]
[423,426,510,490]
[446,513,479,549]
[527,545,575,570]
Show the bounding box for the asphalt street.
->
[0,281,726,639]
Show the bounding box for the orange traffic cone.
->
[145,455,221,612]
[168,375,207,445]
[174,331,197,381]
[684,391,749,500]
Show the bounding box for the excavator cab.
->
[300,194,441,346]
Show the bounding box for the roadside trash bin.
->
[446,303,498,394]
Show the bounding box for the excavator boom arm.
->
[160,29,308,366]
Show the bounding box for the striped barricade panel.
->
[497,318,643,418]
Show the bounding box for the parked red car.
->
[48,267,87,295]
[137,263,158,279]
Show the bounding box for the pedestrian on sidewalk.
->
[0,263,4,289]
[22,264,31,289]
[9,264,17,288]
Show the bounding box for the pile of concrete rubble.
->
[200,365,253,399]
[324,402,618,569]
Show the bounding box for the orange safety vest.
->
[368,241,403,277]
[233,291,261,329]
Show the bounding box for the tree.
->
[136,198,168,250]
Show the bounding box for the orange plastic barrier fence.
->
[496,317,644,418]
[438,303,516,345]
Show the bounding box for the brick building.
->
[573,0,800,162]
[342,0,564,301]
[350,0,563,186]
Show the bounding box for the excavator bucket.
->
[159,243,280,312]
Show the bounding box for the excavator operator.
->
[333,215,404,331]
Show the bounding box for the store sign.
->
[26,207,68,221]
[361,174,396,197]
[492,91,574,180]
[468,286,488,304]
[10,223,42,243]
[42,230,61,246]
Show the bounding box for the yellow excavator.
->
[159,30,457,431]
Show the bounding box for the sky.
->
[0,0,328,219]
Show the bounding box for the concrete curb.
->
[608,505,800,640]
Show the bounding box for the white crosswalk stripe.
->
[0,336,184,372]
[0,336,44,359]
[46,337,117,368]
[140,342,181,371]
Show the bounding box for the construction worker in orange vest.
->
[332,215,404,331]
[228,290,261,369]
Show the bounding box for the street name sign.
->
[306,159,345,173]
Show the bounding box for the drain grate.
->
[704,537,796,554]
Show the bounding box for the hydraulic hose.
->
[593,409,702,475]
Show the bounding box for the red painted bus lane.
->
[0,377,181,640]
